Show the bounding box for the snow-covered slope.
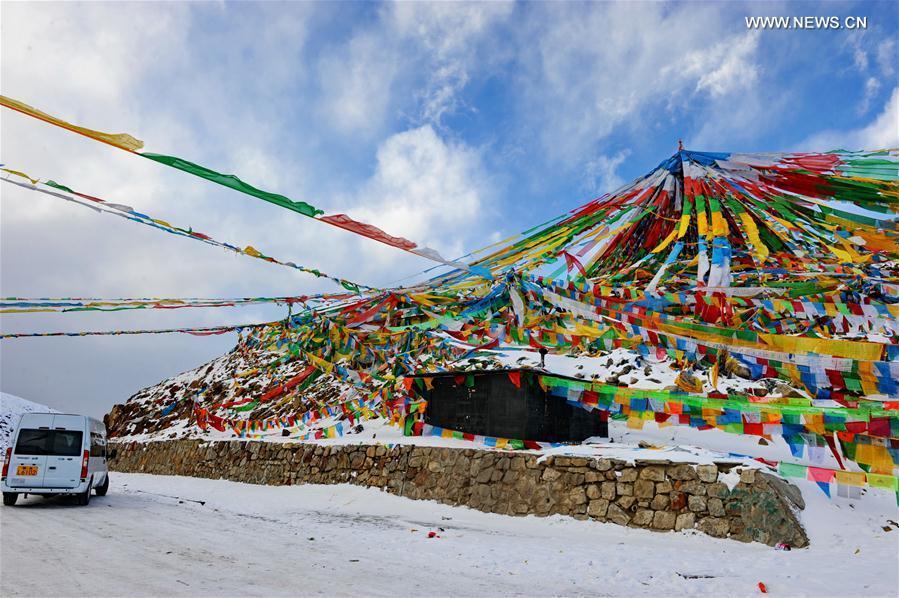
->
[0,392,57,450]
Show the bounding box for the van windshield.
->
[14,429,83,456]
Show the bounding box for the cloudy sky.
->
[1,1,896,417]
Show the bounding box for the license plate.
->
[16,465,38,476]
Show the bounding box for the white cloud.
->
[387,1,514,125]
[514,3,762,162]
[315,1,513,134]
[859,76,882,115]
[877,38,896,77]
[316,30,400,138]
[583,150,631,195]
[853,46,869,71]
[342,125,494,261]
[800,87,899,151]
[686,33,760,98]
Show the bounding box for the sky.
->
[1,1,897,418]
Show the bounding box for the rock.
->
[670,491,687,511]
[680,480,706,496]
[618,468,639,482]
[688,495,707,512]
[606,503,631,526]
[696,464,718,483]
[594,459,613,471]
[569,486,588,506]
[638,466,667,481]
[764,473,805,510]
[585,471,604,483]
[668,464,698,481]
[650,494,670,511]
[542,468,562,482]
[616,482,634,496]
[739,468,757,484]
[773,382,804,398]
[696,517,730,538]
[587,499,609,519]
[600,482,617,500]
[652,511,677,530]
[708,497,725,517]
[655,481,673,494]
[634,479,655,499]
[631,509,654,527]
[675,512,695,531]
[586,484,602,500]
[617,496,636,510]
[707,482,729,499]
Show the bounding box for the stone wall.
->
[109,440,808,547]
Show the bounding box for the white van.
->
[2,413,109,506]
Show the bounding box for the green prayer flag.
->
[867,473,898,491]
[141,152,323,218]
[45,180,76,194]
[778,462,808,478]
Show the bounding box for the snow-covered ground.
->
[1,473,896,597]
[0,392,57,451]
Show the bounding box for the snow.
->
[0,392,57,451]
[2,472,896,597]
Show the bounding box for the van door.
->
[41,415,85,489]
[7,428,50,487]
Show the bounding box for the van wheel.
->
[77,480,92,506]
[95,474,109,496]
[2,492,17,506]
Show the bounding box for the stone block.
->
[739,468,757,484]
[675,512,695,531]
[696,517,730,538]
[681,480,706,496]
[650,494,670,511]
[618,468,639,482]
[594,458,613,471]
[696,464,718,483]
[652,511,676,530]
[616,482,633,496]
[638,466,667,481]
[600,481,617,500]
[634,479,655,499]
[708,497,725,517]
[688,495,708,513]
[668,464,698,481]
[617,496,636,510]
[587,498,609,519]
[606,503,630,526]
[631,509,654,527]
[569,486,587,505]
[542,468,562,482]
[707,482,729,499]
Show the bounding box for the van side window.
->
[90,431,104,457]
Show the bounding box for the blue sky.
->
[1,1,897,416]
